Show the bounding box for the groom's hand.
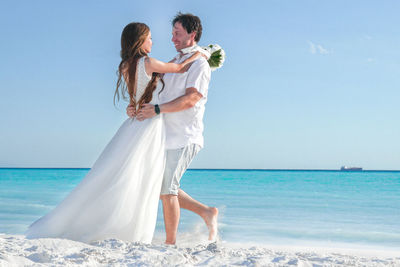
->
[137,104,157,121]
[126,105,136,118]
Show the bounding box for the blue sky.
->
[1,0,399,170]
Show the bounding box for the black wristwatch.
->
[154,104,161,115]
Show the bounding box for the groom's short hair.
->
[172,12,202,42]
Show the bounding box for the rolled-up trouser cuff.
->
[160,144,201,196]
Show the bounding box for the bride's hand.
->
[200,52,209,60]
[193,51,208,60]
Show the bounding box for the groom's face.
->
[172,22,196,52]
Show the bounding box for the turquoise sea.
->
[0,168,399,249]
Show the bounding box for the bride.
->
[25,22,203,244]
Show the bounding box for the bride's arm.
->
[144,52,202,74]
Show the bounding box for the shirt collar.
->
[176,45,210,60]
[180,45,199,55]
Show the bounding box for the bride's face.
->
[141,32,152,53]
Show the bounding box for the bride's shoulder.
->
[142,56,153,70]
[144,56,157,64]
[143,57,163,71]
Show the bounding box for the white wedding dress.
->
[26,57,165,244]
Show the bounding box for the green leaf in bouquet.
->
[208,50,222,68]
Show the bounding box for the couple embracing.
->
[26,13,218,245]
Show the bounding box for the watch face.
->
[155,104,160,114]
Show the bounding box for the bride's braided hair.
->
[114,22,164,109]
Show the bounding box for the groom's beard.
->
[173,40,195,52]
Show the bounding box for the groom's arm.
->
[136,87,202,120]
[136,59,210,121]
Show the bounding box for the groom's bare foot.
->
[164,238,176,245]
[204,207,218,241]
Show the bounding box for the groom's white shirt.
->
[159,45,211,150]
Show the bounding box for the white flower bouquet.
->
[202,44,225,71]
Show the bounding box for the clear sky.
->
[1,0,399,170]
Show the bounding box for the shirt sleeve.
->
[185,58,211,97]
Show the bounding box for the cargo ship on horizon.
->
[340,166,363,171]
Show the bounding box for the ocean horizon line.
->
[1,167,399,172]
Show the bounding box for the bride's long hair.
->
[114,22,164,109]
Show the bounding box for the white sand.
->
[1,234,399,266]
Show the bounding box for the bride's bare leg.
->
[161,194,180,245]
[177,189,218,240]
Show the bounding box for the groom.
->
[127,13,218,245]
